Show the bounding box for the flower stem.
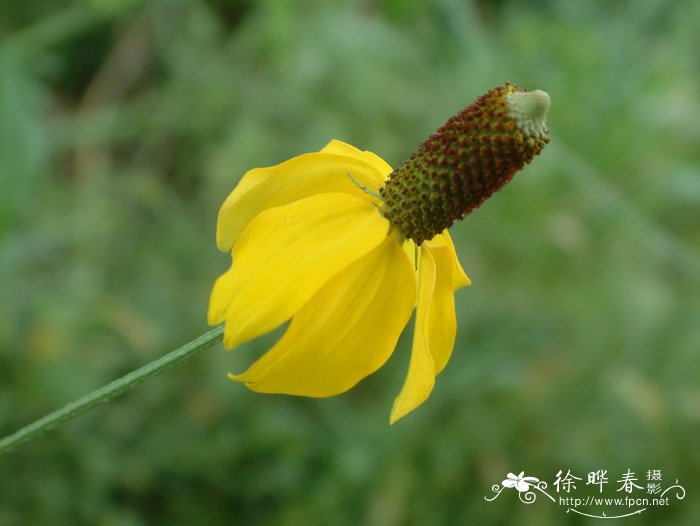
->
[0,325,224,455]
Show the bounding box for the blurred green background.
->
[1,0,699,524]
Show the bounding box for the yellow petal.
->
[390,247,437,424]
[390,238,461,423]
[400,231,469,297]
[231,236,416,396]
[320,139,394,180]
[427,231,471,289]
[420,241,460,375]
[216,143,389,252]
[402,238,419,271]
[208,193,388,348]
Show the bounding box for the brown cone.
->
[379,83,550,245]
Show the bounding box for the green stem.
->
[0,325,224,455]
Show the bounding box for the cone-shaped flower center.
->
[379,83,550,244]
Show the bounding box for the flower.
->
[209,84,550,423]
[502,472,540,493]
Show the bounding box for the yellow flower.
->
[208,140,468,423]
[209,84,550,423]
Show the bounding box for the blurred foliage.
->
[1,0,699,524]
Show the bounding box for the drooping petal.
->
[390,236,464,423]
[231,235,416,397]
[216,142,389,252]
[420,238,462,375]
[208,193,389,348]
[390,247,437,424]
[401,231,469,298]
[428,231,471,289]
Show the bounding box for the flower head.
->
[209,84,549,423]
